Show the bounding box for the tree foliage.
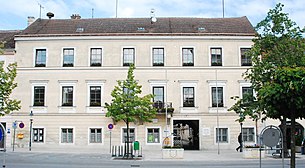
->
[0,62,21,115]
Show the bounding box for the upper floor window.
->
[62,86,73,106]
[242,87,253,98]
[182,48,194,66]
[90,86,101,106]
[212,87,224,107]
[211,48,222,66]
[152,48,164,66]
[153,86,164,108]
[241,48,252,66]
[33,86,45,106]
[35,49,46,67]
[183,87,195,107]
[63,48,74,67]
[90,48,102,66]
[123,48,135,66]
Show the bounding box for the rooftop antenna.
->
[38,2,44,19]
[92,8,94,18]
[150,8,157,23]
[222,0,225,18]
[115,0,118,18]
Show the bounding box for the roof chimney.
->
[71,14,81,19]
[27,16,35,26]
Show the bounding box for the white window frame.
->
[239,81,255,99]
[239,46,252,66]
[180,46,195,66]
[151,46,165,66]
[88,46,103,67]
[88,127,104,145]
[30,80,48,113]
[121,127,136,144]
[58,80,77,113]
[33,47,48,67]
[122,47,136,66]
[59,127,75,145]
[242,126,256,144]
[61,47,76,67]
[32,127,46,144]
[214,127,230,144]
[149,80,167,103]
[209,46,224,66]
[145,126,162,145]
[86,80,106,113]
[179,80,198,113]
[207,80,227,113]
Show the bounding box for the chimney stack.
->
[27,16,35,26]
[71,14,81,19]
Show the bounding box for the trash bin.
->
[134,141,139,150]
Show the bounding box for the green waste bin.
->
[134,141,139,150]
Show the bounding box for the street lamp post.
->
[239,113,244,152]
[29,111,33,151]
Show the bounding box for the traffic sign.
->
[0,128,3,141]
[108,124,114,130]
[19,122,25,129]
[12,122,17,129]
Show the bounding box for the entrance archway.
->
[173,120,199,150]
[279,121,304,149]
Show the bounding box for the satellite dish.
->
[150,8,157,23]
[151,17,157,23]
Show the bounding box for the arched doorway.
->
[173,120,199,150]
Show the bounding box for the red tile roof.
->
[0,30,21,49]
[18,17,255,37]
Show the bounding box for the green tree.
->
[0,62,21,116]
[105,64,156,158]
[230,3,305,167]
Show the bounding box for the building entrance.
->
[173,120,199,150]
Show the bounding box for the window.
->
[183,87,194,107]
[147,128,160,143]
[242,128,255,142]
[35,49,46,67]
[216,128,228,143]
[123,48,135,66]
[90,128,102,143]
[152,48,164,66]
[241,48,252,66]
[63,48,74,67]
[211,48,222,66]
[212,87,224,107]
[33,128,44,143]
[242,87,253,98]
[122,128,135,143]
[90,86,101,106]
[182,48,194,66]
[62,86,73,106]
[90,48,102,66]
[153,86,164,108]
[61,128,73,143]
[33,86,45,106]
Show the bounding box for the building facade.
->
[8,16,301,152]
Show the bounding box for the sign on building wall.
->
[202,127,211,136]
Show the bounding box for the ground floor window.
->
[122,128,135,143]
[61,128,73,143]
[90,128,102,143]
[147,128,160,143]
[33,128,44,143]
[216,128,228,143]
[242,128,255,142]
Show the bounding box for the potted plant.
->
[243,145,265,159]
[162,145,184,159]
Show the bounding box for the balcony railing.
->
[153,101,174,113]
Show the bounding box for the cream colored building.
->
[8,16,303,153]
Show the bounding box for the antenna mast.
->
[115,0,118,18]
[38,2,44,19]
[92,8,94,18]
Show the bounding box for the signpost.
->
[12,120,23,152]
[0,123,6,168]
[108,124,114,153]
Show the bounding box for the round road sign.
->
[262,127,280,147]
[108,124,114,130]
[19,122,25,129]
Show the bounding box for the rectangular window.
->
[212,87,224,107]
[90,128,102,143]
[241,48,252,66]
[62,86,73,106]
[152,48,164,66]
[242,128,255,142]
[61,128,73,143]
[147,128,160,143]
[153,86,164,108]
[33,86,45,106]
[211,48,222,66]
[90,48,102,66]
[242,87,253,98]
[182,48,194,66]
[63,48,74,67]
[122,128,135,143]
[90,86,101,106]
[183,87,195,107]
[33,128,44,143]
[35,49,46,67]
[123,48,135,66]
[216,128,228,143]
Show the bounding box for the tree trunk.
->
[125,120,130,158]
[281,117,289,158]
[290,109,296,168]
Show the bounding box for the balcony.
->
[153,101,174,114]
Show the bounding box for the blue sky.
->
[0,0,304,30]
